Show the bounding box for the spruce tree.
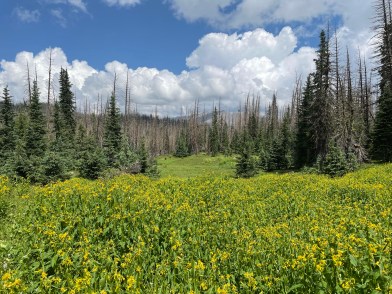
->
[103,92,122,166]
[295,75,316,167]
[12,112,29,178]
[26,80,46,158]
[235,134,257,178]
[174,130,189,157]
[372,0,392,161]
[58,68,76,142]
[372,85,392,161]
[310,30,333,163]
[0,86,15,158]
[209,106,219,156]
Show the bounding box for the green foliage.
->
[268,138,289,171]
[103,92,122,166]
[158,154,236,178]
[26,81,46,158]
[2,165,392,292]
[295,75,316,168]
[145,157,160,179]
[0,86,15,158]
[174,130,189,158]
[138,141,149,174]
[209,107,219,156]
[319,143,358,177]
[58,68,76,141]
[310,30,333,162]
[235,141,257,178]
[78,147,106,180]
[116,138,138,173]
[40,151,68,184]
[372,83,392,162]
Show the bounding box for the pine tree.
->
[53,100,61,142]
[103,92,122,166]
[295,75,316,167]
[58,68,76,141]
[0,86,15,158]
[11,112,29,178]
[372,0,392,162]
[310,30,333,163]
[372,85,392,161]
[138,140,148,174]
[235,135,257,178]
[174,130,189,157]
[209,106,219,156]
[26,80,46,158]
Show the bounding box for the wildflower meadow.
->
[1,164,392,293]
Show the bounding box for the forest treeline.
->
[0,0,391,182]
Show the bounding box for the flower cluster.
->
[1,165,392,292]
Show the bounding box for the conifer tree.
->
[58,68,76,142]
[372,0,392,161]
[26,80,46,158]
[310,30,333,163]
[103,92,122,166]
[295,75,316,167]
[174,130,189,157]
[0,86,15,157]
[235,133,257,178]
[209,106,219,156]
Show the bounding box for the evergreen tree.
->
[11,112,29,178]
[103,92,122,166]
[220,121,231,155]
[53,100,61,142]
[0,86,15,158]
[230,129,242,154]
[372,85,392,161]
[78,135,106,180]
[58,68,76,141]
[235,135,257,178]
[26,80,46,158]
[372,0,392,161]
[209,106,219,156]
[174,130,189,157]
[138,140,148,174]
[266,93,279,143]
[295,75,316,167]
[310,30,333,163]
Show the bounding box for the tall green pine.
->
[26,81,46,158]
[372,0,392,162]
[58,68,76,142]
[310,30,332,163]
[103,92,122,166]
[209,107,219,156]
[295,75,316,167]
[0,86,15,158]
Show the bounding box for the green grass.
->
[157,153,237,177]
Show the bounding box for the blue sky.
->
[0,0,374,115]
[0,0,213,73]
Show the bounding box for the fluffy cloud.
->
[51,9,67,27]
[102,0,142,7]
[166,0,373,31]
[14,7,41,23]
[0,27,318,116]
[41,0,88,12]
[166,0,374,60]
[187,27,297,69]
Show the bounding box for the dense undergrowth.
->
[1,164,391,293]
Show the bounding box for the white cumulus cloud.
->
[102,0,143,7]
[0,27,319,116]
[14,7,41,23]
[166,0,373,31]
